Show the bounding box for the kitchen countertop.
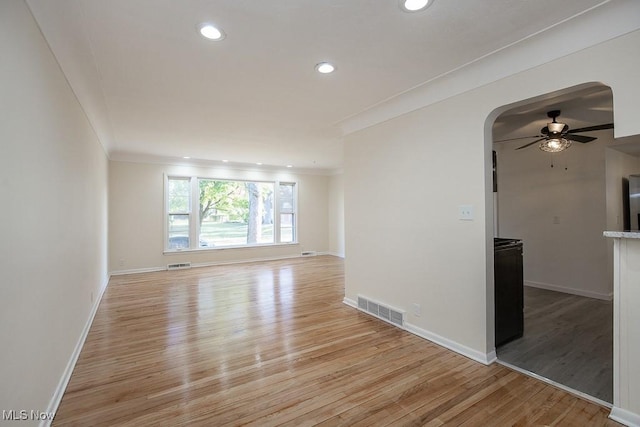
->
[603,231,640,239]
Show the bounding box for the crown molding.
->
[337,0,640,136]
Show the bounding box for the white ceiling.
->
[26,0,616,171]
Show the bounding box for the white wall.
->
[495,128,613,299]
[328,173,345,258]
[345,95,490,356]
[344,28,640,362]
[109,161,330,272]
[0,0,109,421]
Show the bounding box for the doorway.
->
[490,84,617,404]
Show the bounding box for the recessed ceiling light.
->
[198,23,225,41]
[400,0,434,12]
[315,62,336,74]
[183,156,191,159]
[256,162,263,166]
[222,159,229,163]
[286,165,293,168]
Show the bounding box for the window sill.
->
[163,242,299,255]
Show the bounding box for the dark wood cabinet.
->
[494,239,524,347]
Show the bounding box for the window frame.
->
[277,181,296,244]
[164,174,298,252]
[165,176,194,251]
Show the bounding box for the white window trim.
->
[165,175,193,251]
[164,174,298,253]
[190,177,199,250]
[277,181,297,244]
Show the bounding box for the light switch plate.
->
[459,205,474,221]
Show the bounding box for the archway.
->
[484,82,632,405]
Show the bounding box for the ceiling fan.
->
[496,110,614,152]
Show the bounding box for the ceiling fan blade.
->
[494,135,543,143]
[515,138,545,150]
[566,134,597,143]
[569,123,614,133]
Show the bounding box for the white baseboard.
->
[343,297,357,308]
[610,407,640,427]
[110,253,340,276]
[329,251,345,259]
[405,323,496,365]
[525,281,613,301]
[109,266,166,276]
[42,273,110,427]
[191,253,313,268]
[342,298,495,365]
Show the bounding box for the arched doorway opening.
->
[486,82,640,405]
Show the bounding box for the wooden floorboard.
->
[497,286,613,403]
[53,256,619,426]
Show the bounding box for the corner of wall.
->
[609,406,640,427]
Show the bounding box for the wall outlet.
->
[412,303,421,317]
[458,205,474,221]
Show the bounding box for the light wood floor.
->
[53,256,619,426]
[497,286,613,403]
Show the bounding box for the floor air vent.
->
[356,295,405,327]
[167,262,191,270]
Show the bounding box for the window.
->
[198,179,274,247]
[167,177,191,250]
[279,183,295,243]
[165,176,297,250]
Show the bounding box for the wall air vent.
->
[301,251,317,256]
[167,262,191,270]
[356,295,405,328]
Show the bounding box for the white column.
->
[605,232,640,427]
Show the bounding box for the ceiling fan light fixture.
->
[547,121,565,133]
[539,138,571,153]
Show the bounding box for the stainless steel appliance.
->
[629,174,640,231]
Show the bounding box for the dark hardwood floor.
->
[53,256,618,425]
[497,286,613,404]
